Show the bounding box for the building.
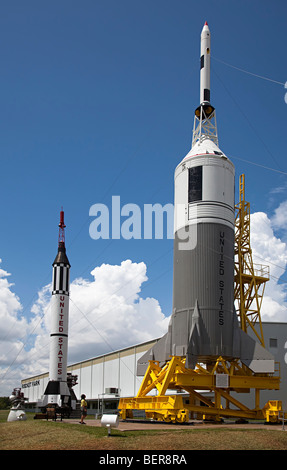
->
[21,322,287,415]
[22,338,158,414]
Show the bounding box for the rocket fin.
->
[239,329,275,373]
[232,307,274,373]
[186,300,201,369]
[136,331,170,376]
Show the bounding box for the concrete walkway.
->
[60,418,286,431]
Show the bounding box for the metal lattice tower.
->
[234,174,269,347]
[192,105,218,147]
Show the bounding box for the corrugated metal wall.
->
[22,339,157,404]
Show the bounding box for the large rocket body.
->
[137,23,274,375]
[172,141,236,366]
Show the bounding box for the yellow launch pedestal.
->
[119,355,281,423]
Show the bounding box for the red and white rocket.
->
[42,210,71,408]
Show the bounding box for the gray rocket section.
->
[172,224,236,366]
[138,215,274,374]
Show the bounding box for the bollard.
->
[101,414,119,437]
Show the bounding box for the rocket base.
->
[40,380,72,409]
[36,378,78,420]
[119,354,282,424]
[137,302,275,377]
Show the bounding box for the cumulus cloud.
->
[0,259,170,395]
[271,200,287,231]
[250,211,287,321]
[66,260,170,363]
[0,260,28,395]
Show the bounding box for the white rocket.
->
[42,210,71,408]
[200,21,211,106]
[137,22,275,375]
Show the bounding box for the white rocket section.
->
[49,260,70,383]
[200,22,211,105]
[174,22,234,237]
[49,293,69,382]
[45,253,70,405]
[174,140,235,235]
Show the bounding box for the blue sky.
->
[1,0,287,394]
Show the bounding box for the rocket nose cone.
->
[202,21,210,33]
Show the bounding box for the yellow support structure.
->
[119,356,281,423]
[234,174,269,347]
[118,174,282,423]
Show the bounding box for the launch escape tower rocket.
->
[39,210,77,417]
[119,23,282,423]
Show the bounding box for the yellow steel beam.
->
[175,372,280,391]
[119,394,265,421]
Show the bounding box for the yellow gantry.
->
[234,174,269,347]
[119,355,281,423]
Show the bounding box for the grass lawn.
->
[1,410,287,451]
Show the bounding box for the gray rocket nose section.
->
[53,241,71,266]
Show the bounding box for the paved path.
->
[61,418,286,431]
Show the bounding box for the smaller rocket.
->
[42,210,71,409]
[195,21,214,119]
[200,21,211,106]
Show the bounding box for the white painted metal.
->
[200,22,211,105]
[174,142,235,234]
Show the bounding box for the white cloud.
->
[0,259,170,396]
[250,211,287,322]
[272,200,287,232]
[66,260,170,363]
[0,260,29,396]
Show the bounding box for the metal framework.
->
[120,356,280,423]
[118,174,282,423]
[234,174,269,347]
[192,105,218,147]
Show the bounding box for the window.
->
[269,338,277,348]
[203,88,210,102]
[188,166,202,203]
[200,55,204,69]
